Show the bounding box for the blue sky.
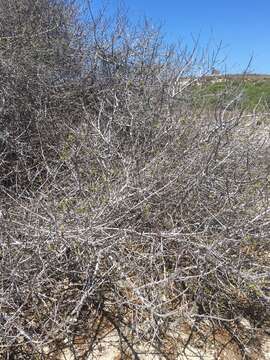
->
[96,0,269,74]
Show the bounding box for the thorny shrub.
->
[0,0,269,358]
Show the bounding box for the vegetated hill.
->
[205,73,270,81]
[0,1,269,359]
[192,73,270,110]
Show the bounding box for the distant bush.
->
[1,1,269,359]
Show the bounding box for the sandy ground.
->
[49,323,270,360]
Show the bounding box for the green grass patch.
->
[192,78,270,110]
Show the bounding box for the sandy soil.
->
[49,323,270,360]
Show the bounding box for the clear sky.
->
[99,0,269,74]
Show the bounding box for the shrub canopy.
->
[0,1,269,359]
